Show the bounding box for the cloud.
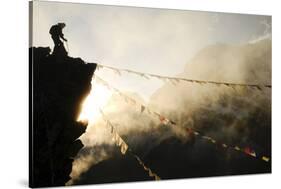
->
[67,38,271,184]
[249,17,271,44]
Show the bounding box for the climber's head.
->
[58,22,66,28]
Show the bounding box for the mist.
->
[68,35,271,184]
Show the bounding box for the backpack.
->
[49,25,58,35]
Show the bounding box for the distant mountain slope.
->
[149,39,271,157]
[150,39,271,111]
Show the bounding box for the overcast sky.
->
[32,1,271,101]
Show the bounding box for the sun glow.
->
[78,77,112,124]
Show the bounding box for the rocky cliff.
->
[29,47,96,187]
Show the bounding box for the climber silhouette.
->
[49,23,68,56]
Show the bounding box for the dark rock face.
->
[29,47,96,187]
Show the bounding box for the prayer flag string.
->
[93,64,271,90]
[99,109,161,180]
[95,75,270,163]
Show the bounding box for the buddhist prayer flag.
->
[202,136,212,140]
[169,120,176,125]
[159,115,169,125]
[244,147,256,157]
[194,131,200,136]
[114,69,121,76]
[120,142,128,155]
[96,65,103,70]
[159,116,165,122]
[234,146,241,151]
[186,128,193,135]
[141,105,145,113]
[110,124,114,134]
[222,143,228,148]
[211,139,216,144]
[154,175,161,180]
[256,86,262,90]
[262,156,270,162]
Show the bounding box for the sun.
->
[77,77,112,124]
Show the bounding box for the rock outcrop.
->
[29,47,96,187]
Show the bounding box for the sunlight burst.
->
[77,77,112,124]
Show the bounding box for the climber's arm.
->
[60,34,67,42]
[59,30,67,41]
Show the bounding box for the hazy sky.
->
[32,1,271,101]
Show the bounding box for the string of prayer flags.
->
[96,76,271,163]
[95,76,152,116]
[99,109,161,180]
[134,155,161,180]
[182,127,268,163]
[189,129,270,163]
[94,63,271,90]
[106,121,128,155]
